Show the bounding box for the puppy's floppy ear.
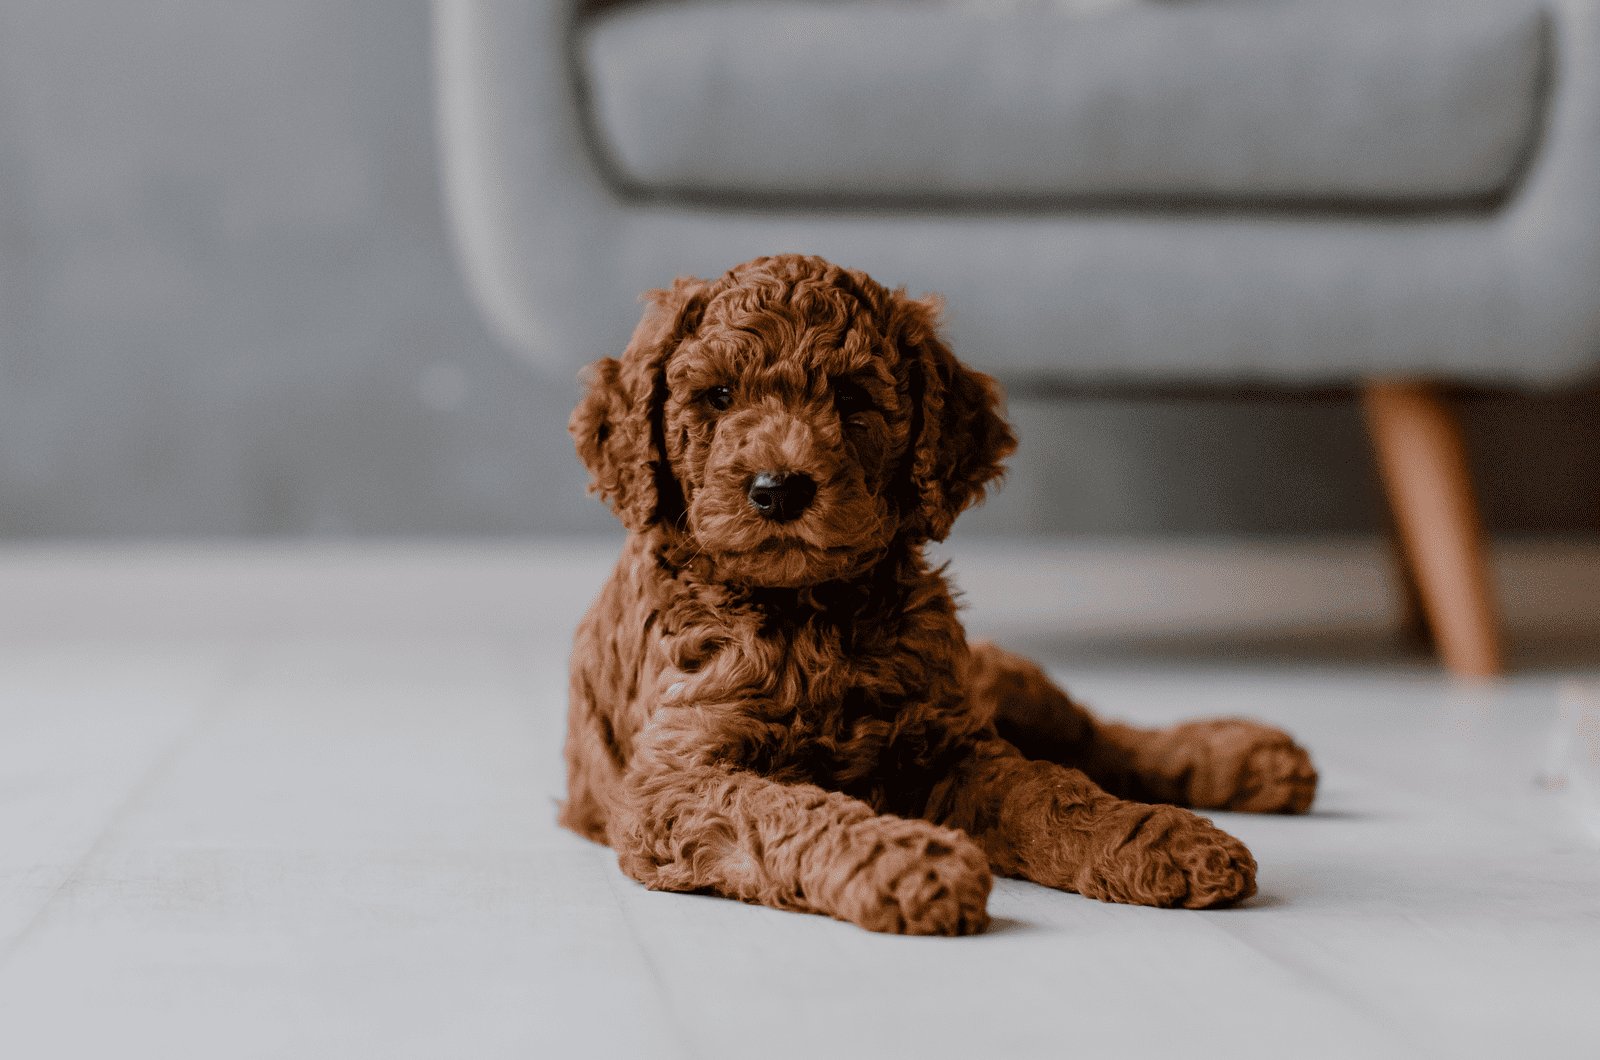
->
[569,277,710,532]
[891,291,1017,542]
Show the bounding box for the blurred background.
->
[0,0,1597,542]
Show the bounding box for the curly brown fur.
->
[565,254,1316,934]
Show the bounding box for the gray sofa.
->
[431,0,1600,675]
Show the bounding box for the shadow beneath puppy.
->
[1228,891,1288,911]
[1299,808,1384,821]
[978,915,1031,935]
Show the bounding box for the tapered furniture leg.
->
[1361,380,1502,678]
[1384,518,1435,650]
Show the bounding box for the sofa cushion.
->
[579,0,1551,207]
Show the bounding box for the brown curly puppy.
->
[565,254,1317,935]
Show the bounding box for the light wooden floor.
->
[1,538,1597,1060]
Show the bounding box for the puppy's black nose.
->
[747,471,816,523]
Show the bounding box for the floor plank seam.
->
[0,647,255,969]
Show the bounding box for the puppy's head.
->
[570,255,1016,587]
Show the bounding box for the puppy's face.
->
[658,282,912,586]
[571,255,1015,588]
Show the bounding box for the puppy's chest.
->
[656,602,960,793]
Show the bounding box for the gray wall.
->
[1,1,1595,540]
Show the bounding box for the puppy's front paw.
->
[1073,803,1256,910]
[823,818,991,935]
[1163,718,1318,814]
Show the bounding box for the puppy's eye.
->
[833,381,873,419]
[704,386,733,411]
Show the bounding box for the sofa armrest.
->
[434,0,622,368]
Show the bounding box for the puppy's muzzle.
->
[747,471,816,523]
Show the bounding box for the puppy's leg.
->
[969,641,1317,814]
[614,765,992,935]
[927,739,1257,909]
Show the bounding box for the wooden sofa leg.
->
[1384,521,1435,651]
[1360,380,1503,678]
